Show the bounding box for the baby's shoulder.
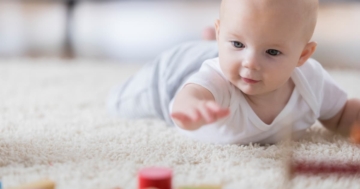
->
[201,57,228,78]
[294,58,330,104]
[296,58,326,82]
[298,58,324,72]
[202,57,221,69]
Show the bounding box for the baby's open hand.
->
[171,101,230,131]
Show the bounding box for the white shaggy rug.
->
[0,58,360,189]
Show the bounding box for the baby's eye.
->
[231,41,245,48]
[266,49,281,56]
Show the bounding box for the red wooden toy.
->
[138,167,172,189]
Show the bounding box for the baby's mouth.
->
[242,77,260,84]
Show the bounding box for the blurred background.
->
[0,0,359,67]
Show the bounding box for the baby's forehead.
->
[220,0,318,42]
[222,0,311,20]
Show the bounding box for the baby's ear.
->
[214,19,220,41]
[297,41,317,67]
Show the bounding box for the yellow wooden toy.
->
[10,179,55,189]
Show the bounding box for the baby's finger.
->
[188,109,200,122]
[205,101,230,118]
[171,112,192,123]
[172,112,205,130]
[216,108,230,118]
[198,103,216,123]
[205,101,222,112]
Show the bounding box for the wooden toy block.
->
[138,167,172,189]
[289,160,360,176]
[283,118,360,184]
[177,185,222,189]
[10,179,55,189]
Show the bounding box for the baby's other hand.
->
[171,101,230,131]
[350,119,360,144]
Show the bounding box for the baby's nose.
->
[242,54,261,71]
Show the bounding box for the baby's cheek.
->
[220,62,233,74]
[261,74,279,90]
[227,68,240,83]
[265,70,287,83]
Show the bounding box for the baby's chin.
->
[236,84,264,96]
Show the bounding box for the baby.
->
[108,0,360,144]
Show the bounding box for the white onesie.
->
[169,58,347,144]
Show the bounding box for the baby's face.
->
[215,0,316,96]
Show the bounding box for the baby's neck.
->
[243,79,295,125]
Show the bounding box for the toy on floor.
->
[138,167,223,189]
[290,160,360,176]
[10,179,55,189]
[287,120,360,177]
[138,167,172,189]
[4,167,223,189]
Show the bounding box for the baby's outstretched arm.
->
[171,84,230,131]
[320,98,360,136]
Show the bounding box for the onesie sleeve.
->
[183,58,231,108]
[318,66,348,120]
